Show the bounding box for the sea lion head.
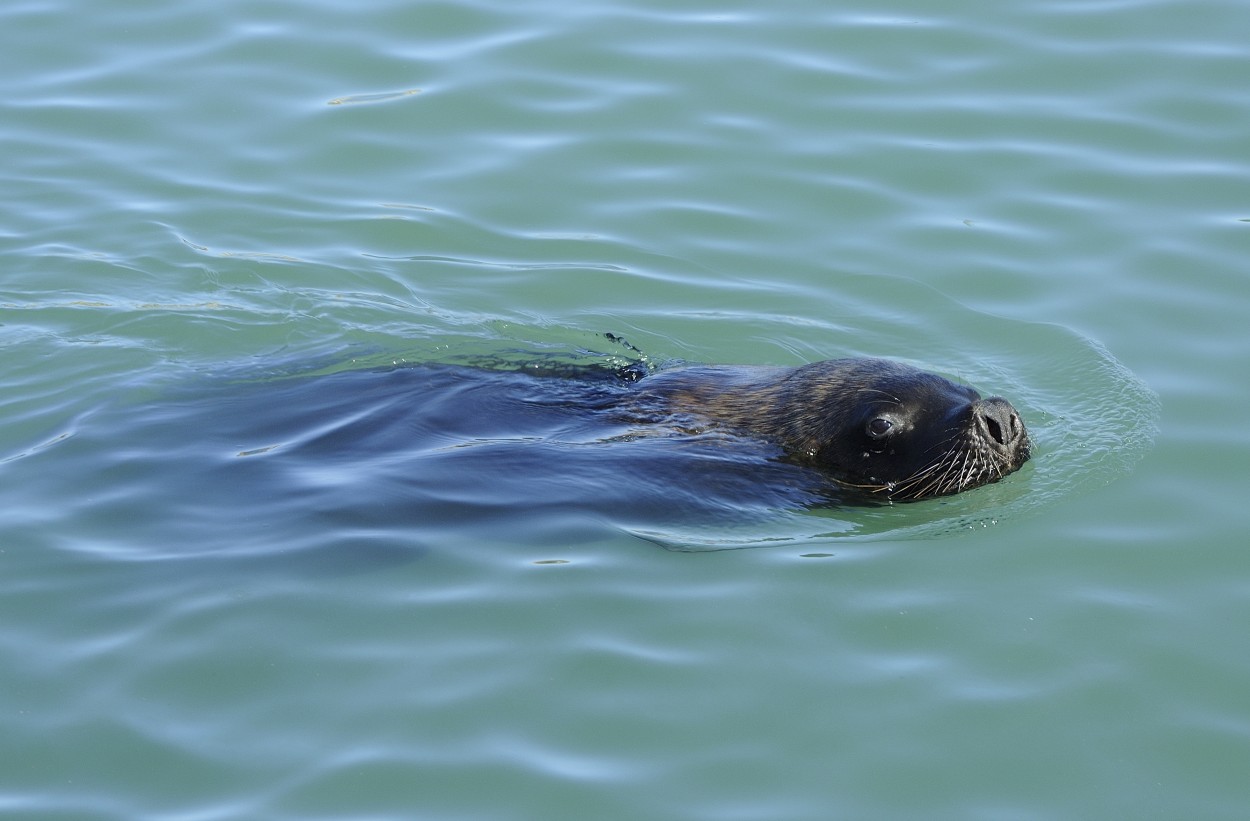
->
[630,357,1031,503]
[799,360,1031,500]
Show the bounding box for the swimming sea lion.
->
[629,357,1030,500]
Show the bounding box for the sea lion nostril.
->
[984,414,1006,445]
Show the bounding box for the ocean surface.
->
[3,0,1248,818]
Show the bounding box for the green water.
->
[3,0,1248,818]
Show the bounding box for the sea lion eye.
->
[867,417,893,438]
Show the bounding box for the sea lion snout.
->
[972,396,1030,457]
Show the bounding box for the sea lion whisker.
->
[855,388,903,407]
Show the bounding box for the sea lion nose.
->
[974,397,1025,448]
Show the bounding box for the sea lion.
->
[629,357,1030,500]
